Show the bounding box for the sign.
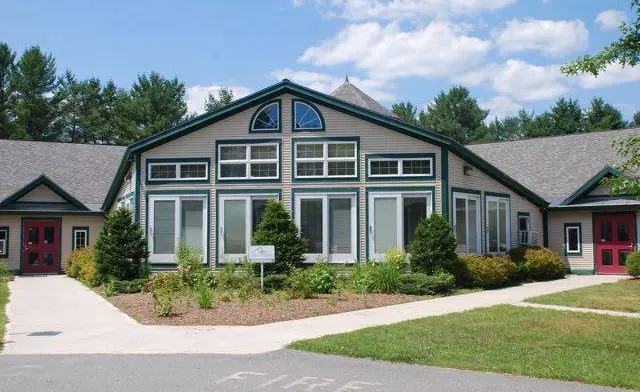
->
[248,245,275,263]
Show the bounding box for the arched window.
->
[250,101,280,132]
[293,100,324,131]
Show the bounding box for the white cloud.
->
[596,10,627,31]
[185,85,252,114]
[492,19,589,57]
[299,21,492,80]
[481,95,523,120]
[294,0,517,20]
[577,62,640,89]
[268,68,397,102]
[457,59,570,102]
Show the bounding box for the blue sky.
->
[2,0,639,119]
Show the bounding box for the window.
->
[564,223,582,255]
[367,154,434,179]
[218,193,279,262]
[218,143,279,180]
[72,227,89,250]
[486,195,510,253]
[295,192,357,262]
[368,191,434,259]
[149,194,208,264]
[518,213,531,246]
[293,100,323,131]
[294,140,357,179]
[116,195,134,211]
[0,227,8,257]
[147,160,209,183]
[251,101,280,132]
[452,192,481,254]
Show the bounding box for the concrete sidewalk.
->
[2,274,621,355]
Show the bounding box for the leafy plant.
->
[626,251,640,277]
[103,279,117,297]
[385,248,408,272]
[195,284,214,309]
[397,272,456,295]
[308,262,338,294]
[110,278,148,294]
[67,247,101,287]
[410,214,457,274]
[287,268,314,299]
[252,199,307,274]
[175,243,205,288]
[95,208,149,281]
[459,254,515,289]
[0,260,12,282]
[147,272,182,293]
[263,274,289,293]
[350,261,402,294]
[152,288,173,317]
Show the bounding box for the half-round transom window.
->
[294,101,323,130]
[251,102,280,131]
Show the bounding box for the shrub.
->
[308,262,338,294]
[397,272,456,295]
[287,268,314,299]
[351,263,375,294]
[350,261,402,294]
[0,260,11,280]
[111,278,147,294]
[626,252,640,277]
[459,254,515,289]
[508,246,541,264]
[216,260,260,299]
[147,272,182,293]
[524,247,565,281]
[410,214,457,274]
[152,288,173,317]
[252,200,307,274]
[176,244,205,288]
[385,248,408,272]
[67,247,101,287]
[95,208,149,281]
[195,284,214,309]
[263,274,289,293]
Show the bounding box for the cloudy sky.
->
[2,0,638,119]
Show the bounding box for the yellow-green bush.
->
[523,247,565,281]
[459,254,515,289]
[627,251,640,277]
[66,247,101,287]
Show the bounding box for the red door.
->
[595,214,635,274]
[22,220,60,274]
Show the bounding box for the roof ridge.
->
[468,127,640,147]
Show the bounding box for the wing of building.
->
[1,78,637,275]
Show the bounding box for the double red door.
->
[22,220,60,274]
[595,214,635,274]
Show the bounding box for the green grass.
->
[527,279,640,313]
[0,280,8,351]
[290,305,640,390]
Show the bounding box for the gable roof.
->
[330,77,395,117]
[104,79,547,210]
[0,139,126,212]
[467,128,640,206]
[0,174,89,211]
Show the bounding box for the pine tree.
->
[409,214,457,274]
[252,199,307,274]
[204,87,234,112]
[391,102,419,126]
[550,97,583,135]
[583,97,626,131]
[0,42,17,139]
[95,208,149,280]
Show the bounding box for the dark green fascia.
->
[517,211,530,218]
[364,153,436,182]
[563,222,583,256]
[145,157,211,185]
[0,210,103,216]
[0,226,9,259]
[215,139,282,184]
[485,191,511,199]
[103,79,547,210]
[145,189,211,268]
[102,154,134,213]
[249,99,282,133]
[0,175,89,211]
[543,210,549,247]
[441,147,448,219]
[559,166,622,206]
[291,136,360,184]
[134,153,141,222]
[451,187,482,195]
[292,99,325,132]
[71,226,90,250]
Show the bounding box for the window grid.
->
[0,228,7,257]
[218,143,279,180]
[368,157,433,178]
[148,162,208,182]
[73,229,88,250]
[294,101,323,130]
[295,141,357,179]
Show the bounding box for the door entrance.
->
[594,214,635,274]
[22,219,60,274]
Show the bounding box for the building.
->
[0,78,637,274]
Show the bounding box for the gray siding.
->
[548,210,594,272]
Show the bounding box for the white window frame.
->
[294,141,357,179]
[251,102,280,131]
[0,228,8,257]
[72,229,88,250]
[565,224,582,254]
[368,191,434,260]
[217,143,279,181]
[485,195,511,254]
[294,193,358,263]
[147,161,209,182]
[518,214,531,246]
[452,192,482,254]
[368,157,433,178]
[148,194,208,264]
[218,193,280,263]
[293,101,323,131]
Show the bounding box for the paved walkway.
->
[514,302,640,318]
[3,274,621,355]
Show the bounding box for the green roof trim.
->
[559,166,622,206]
[103,79,548,210]
[0,174,90,211]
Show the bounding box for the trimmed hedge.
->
[66,247,101,287]
[397,272,455,295]
[523,247,565,281]
[459,254,515,289]
[625,251,640,277]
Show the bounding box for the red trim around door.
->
[594,213,635,275]
[21,219,61,274]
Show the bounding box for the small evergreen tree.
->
[410,213,457,274]
[252,199,307,274]
[95,208,149,280]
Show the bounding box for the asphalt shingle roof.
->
[330,78,395,117]
[0,140,126,212]
[467,128,640,206]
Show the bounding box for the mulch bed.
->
[108,292,425,326]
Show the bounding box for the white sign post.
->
[248,245,275,291]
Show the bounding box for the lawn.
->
[290,305,640,390]
[0,280,8,351]
[527,278,640,313]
